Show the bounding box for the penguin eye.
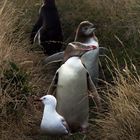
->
[83,26,88,31]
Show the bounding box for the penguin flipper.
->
[99,47,108,56]
[30,14,43,44]
[43,52,64,65]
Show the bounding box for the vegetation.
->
[0,0,140,140]
[94,66,140,140]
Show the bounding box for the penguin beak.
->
[90,27,96,33]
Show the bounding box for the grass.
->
[93,64,140,140]
[0,0,140,140]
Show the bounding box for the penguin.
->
[39,95,69,135]
[74,21,100,84]
[30,0,63,55]
[47,43,101,132]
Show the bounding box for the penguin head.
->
[40,95,57,108]
[80,21,95,36]
[64,42,96,62]
[75,21,95,41]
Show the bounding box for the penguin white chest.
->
[83,38,99,47]
[56,57,89,128]
[81,39,99,84]
[57,57,87,93]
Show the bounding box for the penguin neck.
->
[75,34,93,42]
[65,57,82,67]
[77,37,98,45]
[76,37,96,43]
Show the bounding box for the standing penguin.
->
[72,21,100,84]
[47,43,101,132]
[75,21,100,84]
[30,0,63,55]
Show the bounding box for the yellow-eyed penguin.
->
[47,43,101,132]
[75,21,100,84]
[39,95,69,135]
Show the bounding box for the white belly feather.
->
[56,57,89,124]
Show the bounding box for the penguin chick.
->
[74,21,100,85]
[40,95,69,135]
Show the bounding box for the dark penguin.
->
[30,0,63,55]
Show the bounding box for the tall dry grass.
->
[92,64,140,140]
[0,1,44,140]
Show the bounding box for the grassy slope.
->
[0,0,140,140]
